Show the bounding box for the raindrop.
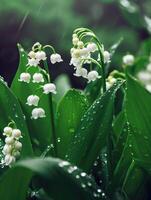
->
[81,183,86,188]
[81,172,86,177]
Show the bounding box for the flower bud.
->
[77,41,84,49]
[72,37,79,46]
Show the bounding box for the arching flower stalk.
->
[18,42,62,156]
[70,28,111,93]
[1,121,22,167]
[18,42,62,119]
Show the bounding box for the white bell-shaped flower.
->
[28,51,36,59]
[43,83,57,94]
[35,51,47,61]
[2,144,12,155]
[3,127,13,136]
[123,54,134,66]
[70,57,81,68]
[74,67,88,78]
[31,108,46,119]
[26,95,40,106]
[14,141,22,150]
[19,73,31,83]
[28,58,39,67]
[87,43,98,52]
[87,71,101,83]
[103,51,111,63]
[32,73,44,83]
[5,137,14,145]
[12,129,22,139]
[50,53,63,64]
[4,154,16,166]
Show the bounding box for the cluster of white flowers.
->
[1,126,22,167]
[18,42,58,119]
[27,42,63,67]
[70,33,110,83]
[122,54,135,67]
[137,55,151,92]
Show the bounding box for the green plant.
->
[0,28,151,200]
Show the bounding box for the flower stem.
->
[43,60,57,157]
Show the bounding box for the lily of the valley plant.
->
[0,28,151,200]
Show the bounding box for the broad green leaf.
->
[109,74,151,198]
[67,80,124,172]
[53,74,71,104]
[0,157,107,200]
[56,89,89,159]
[0,79,33,157]
[0,167,32,200]
[11,44,54,153]
[125,74,151,161]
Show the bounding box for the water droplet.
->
[81,183,86,188]
[81,172,86,177]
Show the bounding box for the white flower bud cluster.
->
[70,33,109,83]
[137,54,151,93]
[1,127,22,167]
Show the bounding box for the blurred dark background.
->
[0,0,150,88]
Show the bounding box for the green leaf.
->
[0,157,107,200]
[0,79,33,157]
[56,89,89,159]
[125,74,151,161]
[53,74,71,104]
[11,44,54,153]
[67,80,124,172]
[109,74,151,198]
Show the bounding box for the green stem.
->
[77,30,106,93]
[43,60,57,157]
